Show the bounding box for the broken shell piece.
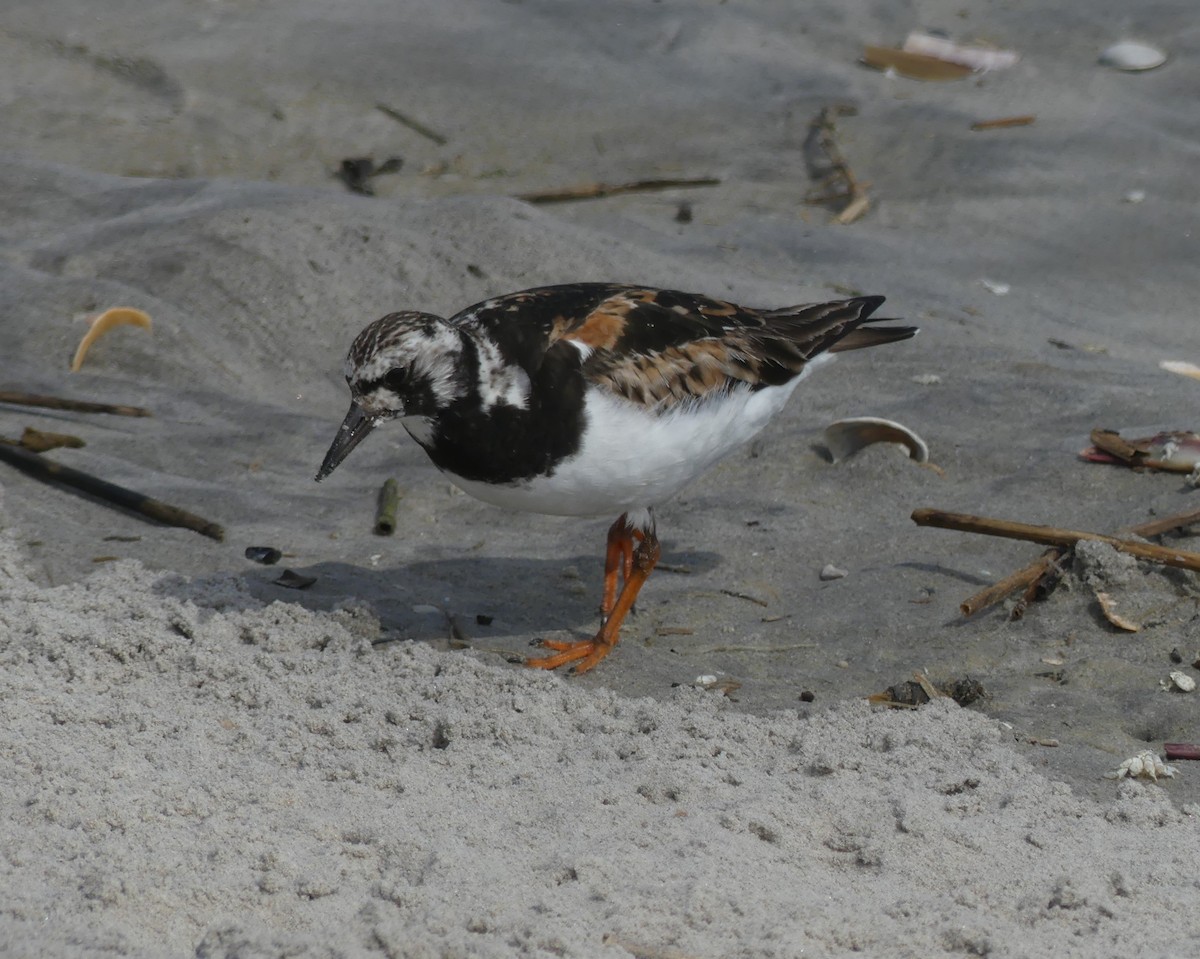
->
[980,279,1010,296]
[1099,41,1167,72]
[820,563,848,581]
[1162,671,1196,693]
[70,307,153,372]
[1160,360,1200,381]
[823,417,929,464]
[902,32,1020,72]
[1095,590,1140,632]
[1106,751,1177,781]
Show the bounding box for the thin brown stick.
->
[970,115,1036,131]
[1128,507,1200,539]
[516,177,720,205]
[0,443,224,541]
[1010,548,1067,620]
[804,106,871,224]
[0,391,150,417]
[912,508,1200,573]
[960,549,1058,617]
[374,102,448,145]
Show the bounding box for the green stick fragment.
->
[0,442,224,541]
[374,478,401,535]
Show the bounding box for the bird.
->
[316,283,916,674]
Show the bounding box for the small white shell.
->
[1099,41,1167,72]
[1164,670,1196,693]
[823,417,929,464]
[820,564,848,581]
[981,279,1010,296]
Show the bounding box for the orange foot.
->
[526,513,660,674]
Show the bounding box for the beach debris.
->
[1082,428,1200,472]
[693,674,742,697]
[1161,671,1196,693]
[820,563,848,581]
[0,391,150,417]
[1165,743,1200,761]
[800,690,815,702]
[980,279,1010,296]
[861,45,971,81]
[0,441,224,541]
[1170,648,1184,664]
[1095,590,1141,632]
[1099,41,1167,73]
[720,587,770,608]
[970,115,1036,131]
[911,373,941,385]
[823,417,929,464]
[374,478,401,535]
[374,102,448,145]
[244,546,282,565]
[70,307,152,372]
[869,671,986,708]
[1122,506,1200,539]
[1123,189,1147,204]
[1159,360,1200,381]
[335,156,403,196]
[862,32,1018,80]
[273,569,317,590]
[1106,751,1177,781]
[15,427,84,452]
[674,201,693,224]
[911,508,1200,573]
[804,106,871,224]
[516,177,720,205]
[902,32,1019,71]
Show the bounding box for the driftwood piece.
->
[0,391,150,417]
[911,508,1200,573]
[516,177,720,205]
[0,442,224,541]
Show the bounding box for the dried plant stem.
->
[0,391,150,417]
[912,508,1200,573]
[0,442,223,541]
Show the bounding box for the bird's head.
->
[316,310,465,481]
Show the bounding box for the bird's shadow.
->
[158,548,724,641]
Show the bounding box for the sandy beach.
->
[2,2,1199,956]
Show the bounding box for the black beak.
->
[316,403,377,482]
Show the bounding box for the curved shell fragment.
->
[823,417,929,464]
[70,307,153,372]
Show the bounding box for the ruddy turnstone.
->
[317,283,916,673]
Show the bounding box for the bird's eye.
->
[383,368,407,393]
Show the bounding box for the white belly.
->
[449,377,805,517]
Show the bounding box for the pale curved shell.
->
[70,307,153,372]
[1099,41,1167,72]
[823,417,929,464]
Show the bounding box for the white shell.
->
[823,417,929,464]
[820,563,848,581]
[1166,670,1196,693]
[1099,41,1167,72]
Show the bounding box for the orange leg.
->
[600,515,634,619]
[527,517,661,674]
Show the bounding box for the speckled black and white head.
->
[316,310,466,481]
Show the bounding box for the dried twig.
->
[970,115,1036,131]
[375,102,448,145]
[0,442,224,541]
[0,391,150,417]
[959,548,1063,618]
[1128,507,1200,539]
[912,508,1200,573]
[516,177,720,205]
[804,106,871,224]
[719,587,770,607]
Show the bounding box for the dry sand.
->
[2,2,1199,956]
